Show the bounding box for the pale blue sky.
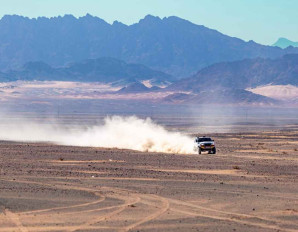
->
[0,0,297,45]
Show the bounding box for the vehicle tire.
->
[208,151,211,154]
[212,148,216,154]
[198,147,201,154]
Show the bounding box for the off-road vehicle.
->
[194,137,216,154]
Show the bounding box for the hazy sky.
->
[0,0,297,45]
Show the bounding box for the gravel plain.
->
[0,129,297,232]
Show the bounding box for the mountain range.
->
[1,14,298,78]
[273,38,298,49]
[163,89,277,105]
[163,54,298,105]
[0,53,297,105]
[168,54,298,92]
[2,57,173,86]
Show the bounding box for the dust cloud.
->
[0,115,195,154]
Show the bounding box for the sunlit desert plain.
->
[0,112,297,232]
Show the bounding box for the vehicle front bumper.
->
[199,145,215,151]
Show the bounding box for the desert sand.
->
[0,129,297,231]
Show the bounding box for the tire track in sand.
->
[120,194,169,232]
[21,194,105,215]
[169,198,297,232]
[67,195,141,232]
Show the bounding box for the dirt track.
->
[0,130,297,232]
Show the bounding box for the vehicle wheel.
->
[208,151,211,154]
[198,148,201,154]
[212,148,216,154]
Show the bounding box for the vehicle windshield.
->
[197,138,212,142]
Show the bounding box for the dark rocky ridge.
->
[4,57,174,86]
[169,54,298,92]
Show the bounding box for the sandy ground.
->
[247,85,298,101]
[0,129,297,232]
[0,81,173,101]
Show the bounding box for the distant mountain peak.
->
[163,16,190,23]
[84,13,94,18]
[79,13,108,23]
[62,14,76,19]
[145,14,161,20]
[248,40,257,44]
[1,14,29,22]
[118,82,150,93]
[112,20,127,27]
[53,14,77,22]
[139,15,162,24]
[273,38,298,49]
